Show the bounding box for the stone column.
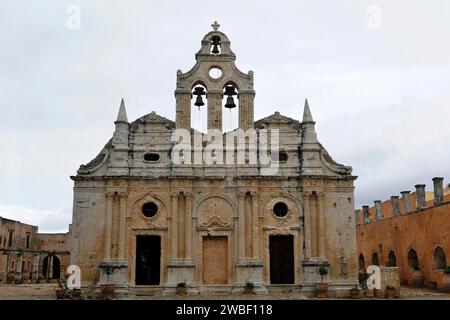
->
[207,91,222,131]
[170,192,179,260]
[374,200,383,220]
[317,192,326,258]
[415,184,426,209]
[432,177,444,205]
[237,192,246,259]
[362,206,370,224]
[15,253,23,281]
[48,256,53,280]
[175,90,192,129]
[118,192,128,260]
[104,192,114,260]
[251,191,260,259]
[400,191,411,214]
[391,196,400,217]
[303,192,312,259]
[184,192,193,260]
[237,90,255,132]
[31,253,40,282]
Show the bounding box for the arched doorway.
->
[52,256,61,279]
[41,255,61,280]
[388,251,397,267]
[432,246,447,271]
[358,254,366,271]
[371,252,380,266]
[408,248,419,270]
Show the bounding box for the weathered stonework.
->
[70,23,358,297]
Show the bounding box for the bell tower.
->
[175,22,255,132]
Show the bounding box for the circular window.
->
[209,67,222,79]
[273,202,288,218]
[142,202,158,218]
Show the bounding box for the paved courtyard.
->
[0,284,449,300]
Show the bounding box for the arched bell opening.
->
[222,83,239,132]
[191,83,208,133]
[210,35,221,55]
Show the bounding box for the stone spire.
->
[109,98,130,176]
[300,98,322,175]
[116,98,128,123]
[302,98,315,123]
[301,98,318,144]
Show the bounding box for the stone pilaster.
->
[104,192,114,261]
[303,192,312,259]
[118,192,128,260]
[170,192,178,260]
[237,191,246,260]
[238,90,255,131]
[207,91,222,130]
[175,90,192,129]
[184,192,193,260]
[317,192,326,259]
[251,191,260,259]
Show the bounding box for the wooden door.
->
[202,236,228,284]
[269,235,294,284]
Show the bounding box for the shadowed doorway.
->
[269,235,294,284]
[135,236,161,285]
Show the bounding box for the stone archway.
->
[432,246,447,271]
[41,255,61,280]
[408,248,419,270]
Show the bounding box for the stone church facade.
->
[70,23,358,296]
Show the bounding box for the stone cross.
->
[211,21,220,31]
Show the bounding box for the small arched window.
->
[358,254,366,271]
[371,252,379,266]
[408,248,420,270]
[432,246,447,271]
[388,250,397,267]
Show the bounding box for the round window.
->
[209,67,222,79]
[273,202,288,218]
[142,202,158,218]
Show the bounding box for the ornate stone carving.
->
[197,215,231,231]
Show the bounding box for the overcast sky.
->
[1,1,449,232]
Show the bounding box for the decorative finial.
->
[211,21,220,31]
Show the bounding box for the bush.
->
[444,266,450,274]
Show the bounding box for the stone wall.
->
[356,179,450,289]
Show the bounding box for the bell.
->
[193,86,206,96]
[211,44,220,54]
[194,95,204,107]
[224,85,237,96]
[224,96,236,109]
[211,36,221,54]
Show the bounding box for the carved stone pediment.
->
[197,215,232,231]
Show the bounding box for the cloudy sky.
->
[1,1,449,232]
